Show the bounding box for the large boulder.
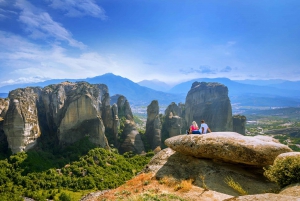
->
[145,100,161,150]
[3,87,42,153]
[184,82,233,132]
[164,132,292,166]
[143,148,280,196]
[224,193,300,201]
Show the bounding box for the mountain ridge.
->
[1,73,300,107]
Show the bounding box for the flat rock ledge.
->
[164,132,292,167]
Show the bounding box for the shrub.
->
[224,176,247,195]
[264,155,300,188]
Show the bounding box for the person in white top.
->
[200,120,211,134]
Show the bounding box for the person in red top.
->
[189,121,200,134]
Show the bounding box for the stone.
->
[279,183,300,197]
[117,96,145,154]
[184,82,233,132]
[223,193,300,201]
[232,115,246,135]
[164,132,292,166]
[3,87,42,153]
[41,82,109,148]
[145,100,161,150]
[143,148,280,196]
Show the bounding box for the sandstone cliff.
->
[117,95,145,154]
[233,115,246,135]
[3,87,42,153]
[145,100,161,150]
[185,82,233,132]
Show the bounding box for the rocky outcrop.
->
[232,115,246,135]
[164,132,292,166]
[41,82,109,148]
[184,82,233,132]
[3,87,42,153]
[143,148,280,196]
[163,102,185,137]
[145,100,161,150]
[117,96,145,154]
[0,98,9,153]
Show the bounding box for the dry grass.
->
[224,176,248,195]
[93,173,210,201]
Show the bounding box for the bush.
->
[264,155,300,188]
[58,192,71,201]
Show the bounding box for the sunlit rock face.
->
[3,87,42,153]
[165,132,292,167]
[145,100,161,150]
[185,82,233,132]
[41,82,109,148]
[117,95,145,154]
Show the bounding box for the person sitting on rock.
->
[200,120,211,134]
[189,121,200,134]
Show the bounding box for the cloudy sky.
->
[0,0,299,87]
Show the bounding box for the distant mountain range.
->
[1,73,300,108]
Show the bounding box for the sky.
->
[0,0,300,87]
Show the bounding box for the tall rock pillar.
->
[145,100,161,150]
[185,82,233,132]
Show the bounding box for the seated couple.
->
[188,120,211,134]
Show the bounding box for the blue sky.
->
[0,0,300,87]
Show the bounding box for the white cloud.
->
[0,31,118,86]
[47,0,106,19]
[15,0,85,49]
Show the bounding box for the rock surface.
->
[3,87,42,153]
[164,132,292,166]
[232,115,246,135]
[41,82,109,148]
[224,193,300,201]
[143,148,280,196]
[145,100,161,150]
[184,82,233,132]
[117,96,145,154]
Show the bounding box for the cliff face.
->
[185,82,233,132]
[232,115,246,135]
[3,87,42,153]
[145,100,161,150]
[117,95,145,154]
[1,82,113,153]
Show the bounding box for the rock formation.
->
[3,87,42,153]
[145,100,161,150]
[184,82,233,132]
[41,82,109,148]
[232,115,246,135]
[117,95,145,154]
[0,98,9,153]
[164,132,292,166]
[163,102,185,137]
[143,148,280,196]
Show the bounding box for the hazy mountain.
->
[0,79,81,93]
[1,74,300,107]
[169,78,300,98]
[86,73,185,105]
[137,79,172,92]
[233,79,286,86]
[0,73,185,106]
